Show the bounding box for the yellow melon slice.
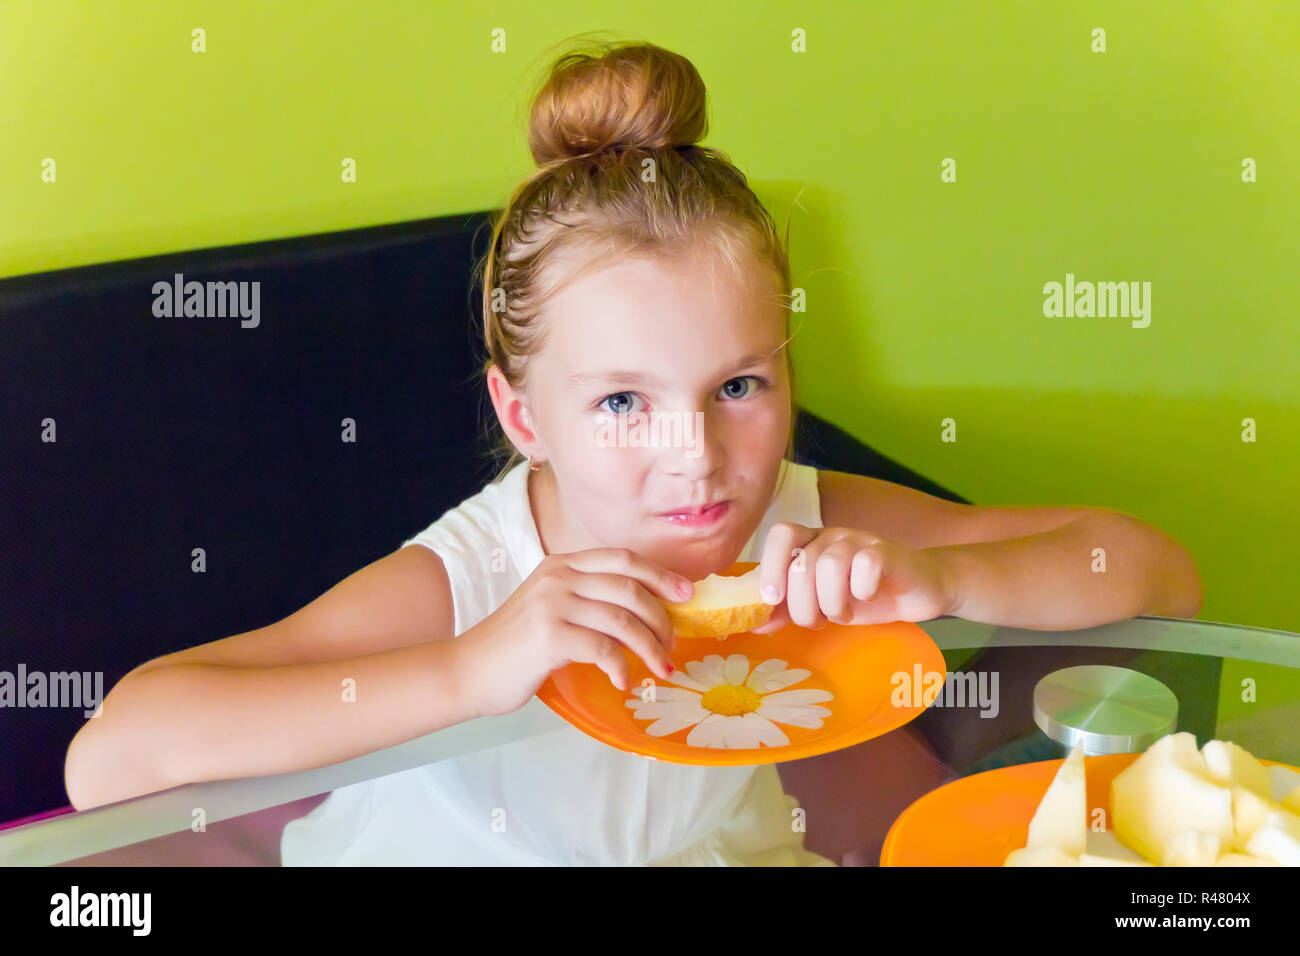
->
[1162,829,1223,866]
[1282,783,1300,815]
[1202,739,1273,799]
[1025,742,1087,856]
[1110,732,1233,864]
[1002,733,1299,868]
[1083,829,1152,865]
[1004,846,1078,866]
[661,566,774,639]
[1245,821,1300,865]
[1230,785,1300,852]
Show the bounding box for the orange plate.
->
[880,752,1300,866]
[536,561,946,766]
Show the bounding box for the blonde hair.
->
[474,36,801,502]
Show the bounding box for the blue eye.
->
[598,391,644,416]
[595,376,768,416]
[721,376,766,400]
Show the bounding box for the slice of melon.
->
[1110,732,1233,864]
[1025,742,1087,856]
[660,566,774,639]
[1213,853,1277,866]
[1230,785,1300,852]
[1281,782,1300,815]
[1004,845,1078,866]
[1084,829,1151,864]
[1268,764,1300,803]
[1245,822,1300,865]
[1162,829,1222,866]
[1079,852,1153,866]
[1202,739,1273,799]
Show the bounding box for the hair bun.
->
[528,41,708,167]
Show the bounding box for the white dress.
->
[281,458,837,866]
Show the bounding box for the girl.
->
[66,38,1202,866]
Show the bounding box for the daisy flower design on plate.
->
[625,653,834,749]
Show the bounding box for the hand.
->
[459,549,690,718]
[750,523,953,631]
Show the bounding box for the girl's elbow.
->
[1179,551,1205,618]
[1148,560,1203,619]
[63,707,170,812]
[1137,539,1202,619]
[1185,571,1205,617]
[64,727,105,811]
[1169,589,1203,620]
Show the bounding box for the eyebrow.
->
[566,351,780,390]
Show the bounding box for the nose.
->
[659,407,724,480]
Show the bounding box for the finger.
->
[559,622,631,690]
[566,547,695,607]
[758,522,820,606]
[564,593,675,680]
[786,535,832,630]
[570,571,679,654]
[751,601,789,634]
[850,546,883,602]
[565,548,692,652]
[815,541,862,623]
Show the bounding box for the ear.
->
[487,364,547,459]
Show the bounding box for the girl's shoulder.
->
[738,461,823,562]
[399,472,528,634]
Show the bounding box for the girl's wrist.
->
[448,627,489,720]
[926,545,967,618]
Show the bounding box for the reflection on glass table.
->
[1,615,1296,867]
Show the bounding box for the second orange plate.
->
[880,752,1300,866]
[537,561,946,766]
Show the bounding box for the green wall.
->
[3,2,1297,698]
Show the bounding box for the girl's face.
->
[498,246,793,582]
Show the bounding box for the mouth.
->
[657,498,731,517]
[657,500,732,528]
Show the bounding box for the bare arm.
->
[928,510,1204,630]
[64,636,480,811]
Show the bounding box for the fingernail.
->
[762,584,779,604]
[677,580,692,598]
[665,662,674,675]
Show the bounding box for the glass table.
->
[2,615,1297,867]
